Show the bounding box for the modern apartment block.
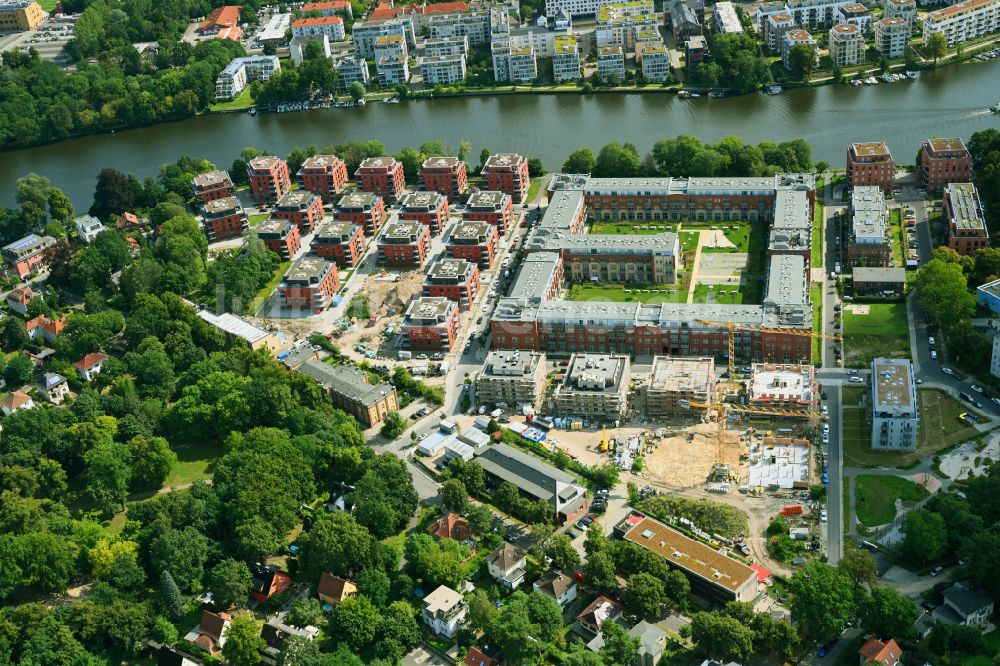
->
[527,232,681,284]
[424,35,469,56]
[481,153,531,203]
[311,221,366,266]
[509,45,539,82]
[400,296,461,352]
[884,0,915,28]
[335,55,371,90]
[991,335,1000,380]
[847,142,895,192]
[465,190,514,234]
[298,359,398,426]
[848,185,890,267]
[292,16,346,40]
[378,220,433,267]
[598,45,626,79]
[829,23,864,66]
[782,30,816,69]
[421,54,468,84]
[334,191,386,236]
[202,196,249,242]
[192,170,236,205]
[784,0,854,29]
[256,218,302,260]
[553,353,631,421]
[400,191,450,236]
[871,358,918,451]
[0,1,45,32]
[685,35,708,71]
[748,363,816,411]
[640,43,670,82]
[944,182,989,256]
[279,258,340,310]
[544,0,602,17]
[919,137,973,193]
[247,156,292,203]
[645,356,715,417]
[552,35,582,82]
[215,56,280,100]
[1,234,55,279]
[874,17,908,58]
[356,157,407,201]
[422,258,481,309]
[419,156,468,198]
[765,12,796,52]
[377,54,410,86]
[833,2,870,31]
[923,0,1000,46]
[447,221,499,268]
[303,0,353,17]
[353,18,412,58]
[272,191,324,233]
[477,350,547,409]
[712,1,744,33]
[297,155,349,202]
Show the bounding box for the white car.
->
[943,367,954,375]
[820,510,828,522]
[972,385,984,393]
[930,351,937,359]
[821,405,829,415]
[849,376,864,383]
[822,433,829,444]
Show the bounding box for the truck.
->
[437,360,450,375]
[779,505,804,516]
[397,350,412,360]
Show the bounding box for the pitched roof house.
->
[427,512,473,542]
[0,390,35,416]
[533,570,578,608]
[318,572,357,607]
[249,563,293,602]
[25,315,64,343]
[858,637,901,666]
[932,581,995,630]
[486,542,527,589]
[6,286,36,315]
[73,352,109,381]
[184,610,231,655]
[577,595,624,636]
[631,621,668,666]
[40,372,69,405]
[466,644,502,666]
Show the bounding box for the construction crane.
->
[695,319,844,377]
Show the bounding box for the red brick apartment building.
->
[356,157,407,201]
[247,156,292,203]
[256,218,301,261]
[272,191,324,233]
[846,142,895,193]
[334,191,386,236]
[202,196,249,242]
[399,191,450,236]
[481,153,531,203]
[297,155,349,202]
[192,170,235,205]
[401,296,460,352]
[422,258,480,310]
[919,137,972,194]
[419,156,467,198]
[279,257,340,311]
[311,221,366,266]
[447,221,498,268]
[464,190,514,235]
[944,182,989,256]
[378,221,432,267]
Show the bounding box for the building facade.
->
[335,191,386,236]
[465,190,514,234]
[279,258,340,310]
[400,191,451,236]
[297,155,349,202]
[871,358,918,451]
[481,153,531,203]
[847,142,895,192]
[292,16,346,40]
[272,191,325,233]
[356,157,407,201]
[640,43,671,81]
[202,196,249,242]
[944,182,989,256]
[923,0,1000,46]
[833,2,870,31]
[192,170,236,204]
[919,137,973,193]
[0,1,45,31]
[598,45,627,79]
[874,17,908,58]
[419,156,468,198]
[552,35,581,81]
[447,220,499,267]
[829,23,864,66]
[378,221,433,267]
[247,155,292,203]
[421,54,468,84]
[312,221,366,266]
[2,234,55,279]
[298,359,398,425]
[884,0,916,28]
[422,258,481,309]
[477,350,547,408]
[553,353,630,420]
[256,218,302,260]
[401,296,461,351]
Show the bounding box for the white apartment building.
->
[377,55,410,86]
[75,215,105,244]
[597,0,658,49]
[215,55,281,100]
[427,10,492,44]
[374,33,408,60]
[510,22,574,58]
[291,16,346,41]
[874,16,908,57]
[782,29,816,67]
[552,34,581,81]
[991,334,1000,379]
[785,0,853,29]
[509,45,538,81]
[829,23,864,66]
[884,0,916,29]
[755,0,788,30]
[353,19,413,58]
[833,2,870,31]
[712,1,744,33]
[597,45,626,79]
[545,0,602,17]
[871,358,918,451]
[421,54,467,85]
[765,12,796,52]
[424,35,469,56]
[421,586,467,638]
[290,34,330,66]
[923,0,1000,46]
[335,55,371,89]
[492,36,513,81]
[640,42,670,81]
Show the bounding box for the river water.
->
[2,61,998,208]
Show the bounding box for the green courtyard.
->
[566,283,688,304]
[589,221,676,234]
[842,302,910,368]
[854,474,930,527]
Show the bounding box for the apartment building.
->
[510,44,539,81]
[292,16,346,41]
[871,358,918,451]
[748,363,816,411]
[829,23,864,66]
[477,350,547,409]
[544,0,602,17]
[421,54,468,84]
[666,0,705,39]
[374,33,408,60]
[645,356,715,417]
[529,232,681,284]
[1,234,55,279]
[944,182,989,256]
[247,155,292,203]
[272,191,324,233]
[481,153,531,203]
[256,218,302,261]
[377,54,410,86]
[884,0,916,29]
[923,0,1000,46]
[552,35,582,81]
[0,0,45,31]
[400,297,461,352]
[422,258,481,309]
[847,142,895,192]
[335,55,371,90]
[640,43,670,81]
[334,191,386,236]
[421,587,467,639]
[874,17,908,58]
[919,137,973,193]
[356,157,406,201]
[75,215,105,244]
[311,221,366,266]
[765,12,796,52]
[199,5,242,40]
[425,35,469,56]
[297,155,349,202]
[197,312,281,353]
[685,35,708,71]
[447,221,499,268]
[378,220,433,267]
[553,353,631,421]
[712,1,744,33]
[853,266,906,297]
[192,170,236,205]
[215,56,281,100]
[353,19,412,58]
[782,30,816,69]
[400,191,450,236]
[419,156,467,199]
[201,196,249,242]
[426,9,492,45]
[848,185,890,267]
[465,190,514,234]
[833,2,870,31]
[279,258,340,310]
[755,0,788,30]
[785,0,853,29]
[298,359,398,426]
[596,2,659,50]
[303,0,353,17]
[598,45,626,79]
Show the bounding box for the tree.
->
[467,588,498,631]
[288,597,323,628]
[861,587,918,639]
[590,462,620,488]
[441,478,468,512]
[466,504,493,535]
[926,32,947,65]
[915,258,977,331]
[788,44,816,80]
[583,551,616,593]
[349,81,366,101]
[900,509,948,565]
[208,558,252,609]
[601,620,641,665]
[789,562,857,641]
[149,527,210,592]
[593,142,640,178]
[487,591,563,665]
[222,613,266,666]
[838,546,877,589]
[407,533,469,589]
[3,353,33,386]
[544,533,581,572]
[300,512,378,581]
[815,160,831,173]
[159,570,184,619]
[563,147,596,173]
[89,539,138,579]
[1,319,29,352]
[84,442,132,515]
[380,411,405,439]
[17,531,77,592]
[376,601,421,661]
[329,594,381,651]
[528,157,546,177]
[623,572,666,619]
[90,168,137,219]
[108,553,146,591]
[356,569,391,608]
[350,454,417,539]
[690,612,755,663]
[125,435,176,490]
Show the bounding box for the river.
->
[2,60,998,208]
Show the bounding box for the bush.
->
[639,495,749,538]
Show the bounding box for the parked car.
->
[972,385,984,393]
[817,641,836,657]
[930,351,937,359]
[929,566,944,577]
[943,367,955,375]
[820,510,828,522]
[849,376,865,383]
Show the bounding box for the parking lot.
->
[1,15,76,65]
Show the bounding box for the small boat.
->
[905,70,918,79]
[690,93,701,98]
[357,98,366,106]
[248,107,257,116]
[677,90,691,98]
[708,90,724,98]
[850,79,862,86]
[991,102,1000,113]
[765,84,782,94]
[864,76,879,85]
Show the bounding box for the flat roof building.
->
[256,218,302,261]
[481,153,531,203]
[197,311,281,352]
[465,190,514,234]
[400,191,450,236]
[712,1,744,33]
[848,185,890,267]
[356,156,407,201]
[920,137,973,194]
[885,0,916,27]
[874,17,908,59]
[447,220,499,268]
[923,0,1000,47]
[202,196,249,242]
[646,356,715,417]
[828,23,864,67]
[477,350,547,409]
[853,266,906,297]
[192,170,236,204]
[312,220,366,267]
[871,357,918,451]
[944,182,988,256]
[420,156,468,198]
[247,155,292,203]
[598,45,626,79]
[553,353,630,421]
[297,154,349,202]
[0,0,45,32]
[401,296,461,352]
[378,220,432,267]
[847,142,895,193]
[2,234,55,279]
[335,191,386,236]
[749,363,816,412]
[279,258,340,311]
[273,190,325,233]
[423,258,481,310]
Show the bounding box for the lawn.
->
[565,283,688,304]
[842,302,910,368]
[854,474,930,526]
[888,208,906,266]
[163,440,225,488]
[813,177,825,268]
[811,283,823,363]
[249,213,270,227]
[209,87,255,112]
[841,386,865,406]
[249,261,291,314]
[37,0,57,10]
[702,223,752,254]
[589,221,675,234]
[526,178,543,203]
[692,283,748,305]
[680,231,700,252]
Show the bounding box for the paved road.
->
[824,382,844,564]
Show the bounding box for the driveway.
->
[403,646,451,666]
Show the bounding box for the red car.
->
[574,571,585,582]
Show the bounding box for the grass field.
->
[566,283,688,304]
[209,88,255,112]
[526,178,543,203]
[249,213,270,227]
[37,0,57,10]
[854,474,930,526]
[702,223,752,254]
[888,208,906,266]
[249,261,291,314]
[841,386,865,406]
[589,222,675,234]
[813,177,825,267]
[680,231,700,252]
[843,302,910,368]
[692,283,746,304]
[163,441,225,488]
[811,283,823,362]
